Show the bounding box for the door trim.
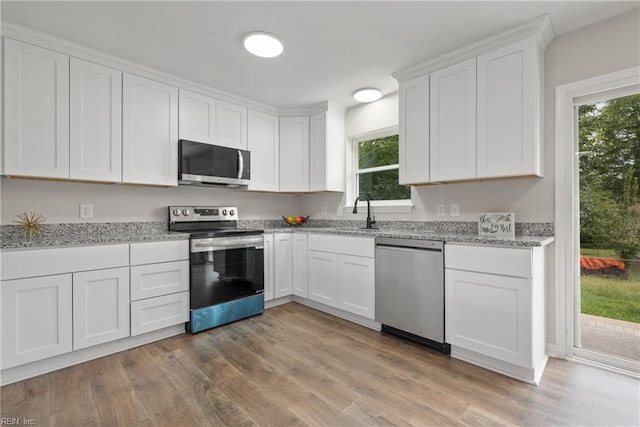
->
[554,67,640,367]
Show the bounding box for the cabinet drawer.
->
[308,234,374,258]
[1,244,129,281]
[445,244,532,278]
[130,240,188,265]
[130,291,189,336]
[130,261,189,301]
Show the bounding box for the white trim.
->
[554,67,640,364]
[344,199,415,215]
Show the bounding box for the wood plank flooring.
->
[2,302,639,426]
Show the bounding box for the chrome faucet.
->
[352,196,376,229]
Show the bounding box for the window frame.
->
[344,126,413,214]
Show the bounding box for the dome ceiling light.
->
[353,88,382,103]
[243,32,284,58]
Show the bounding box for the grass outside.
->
[580,248,640,323]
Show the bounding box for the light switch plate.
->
[451,203,460,217]
[80,204,93,219]
[437,204,446,216]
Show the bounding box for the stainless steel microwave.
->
[178,140,250,188]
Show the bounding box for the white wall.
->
[0,178,301,224]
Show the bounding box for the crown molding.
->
[392,14,555,82]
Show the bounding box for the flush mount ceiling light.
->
[243,32,284,58]
[353,88,382,103]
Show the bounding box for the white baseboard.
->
[291,296,381,331]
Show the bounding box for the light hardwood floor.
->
[1,302,639,426]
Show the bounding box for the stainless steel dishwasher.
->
[375,237,450,353]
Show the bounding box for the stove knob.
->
[229,209,235,216]
[182,209,191,216]
[222,209,228,216]
[172,209,181,216]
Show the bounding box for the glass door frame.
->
[555,67,640,377]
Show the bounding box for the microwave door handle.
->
[237,150,243,179]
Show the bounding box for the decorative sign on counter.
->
[478,212,515,238]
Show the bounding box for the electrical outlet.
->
[437,204,446,216]
[80,204,93,219]
[321,206,327,216]
[450,203,460,217]
[336,206,343,217]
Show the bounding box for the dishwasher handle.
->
[376,237,443,251]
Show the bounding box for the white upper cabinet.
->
[430,58,477,182]
[399,74,430,185]
[309,103,346,192]
[4,38,70,178]
[122,73,178,186]
[394,17,551,184]
[178,89,216,144]
[69,58,122,182]
[279,116,310,192]
[477,37,542,178]
[247,109,279,191]
[216,100,247,150]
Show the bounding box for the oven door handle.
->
[192,242,263,252]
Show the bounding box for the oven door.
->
[190,235,264,310]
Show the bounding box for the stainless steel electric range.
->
[168,206,264,333]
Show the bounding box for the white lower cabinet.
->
[73,267,130,350]
[337,255,375,319]
[308,250,339,306]
[292,234,308,297]
[445,244,547,384]
[129,240,190,336]
[263,234,275,302]
[131,292,189,336]
[274,233,293,298]
[307,235,375,319]
[1,274,73,369]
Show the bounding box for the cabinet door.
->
[309,112,327,192]
[130,291,189,336]
[279,116,310,192]
[1,274,73,369]
[69,58,122,182]
[4,38,69,178]
[263,234,274,301]
[477,37,541,178]
[73,267,130,350]
[338,255,375,319]
[130,260,189,301]
[430,58,476,181]
[399,74,429,184]
[445,269,532,367]
[178,89,216,144]
[274,233,293,298]
[308,250,338,307]
[247,110,279,191]
[122,73,178,186]
[216,100,247,149]
[292,233,308,298]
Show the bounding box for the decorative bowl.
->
[282,215,309,226]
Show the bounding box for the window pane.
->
[358,135,399,169]
[358,169,411,201]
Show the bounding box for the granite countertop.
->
[264,226,554,247]
[1,222,189,251]
[1,220,554,250]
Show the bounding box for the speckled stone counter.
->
[1,219,554,250]
[0,222,189,250]
[256,219,554,248]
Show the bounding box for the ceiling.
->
[2,1,638,109]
